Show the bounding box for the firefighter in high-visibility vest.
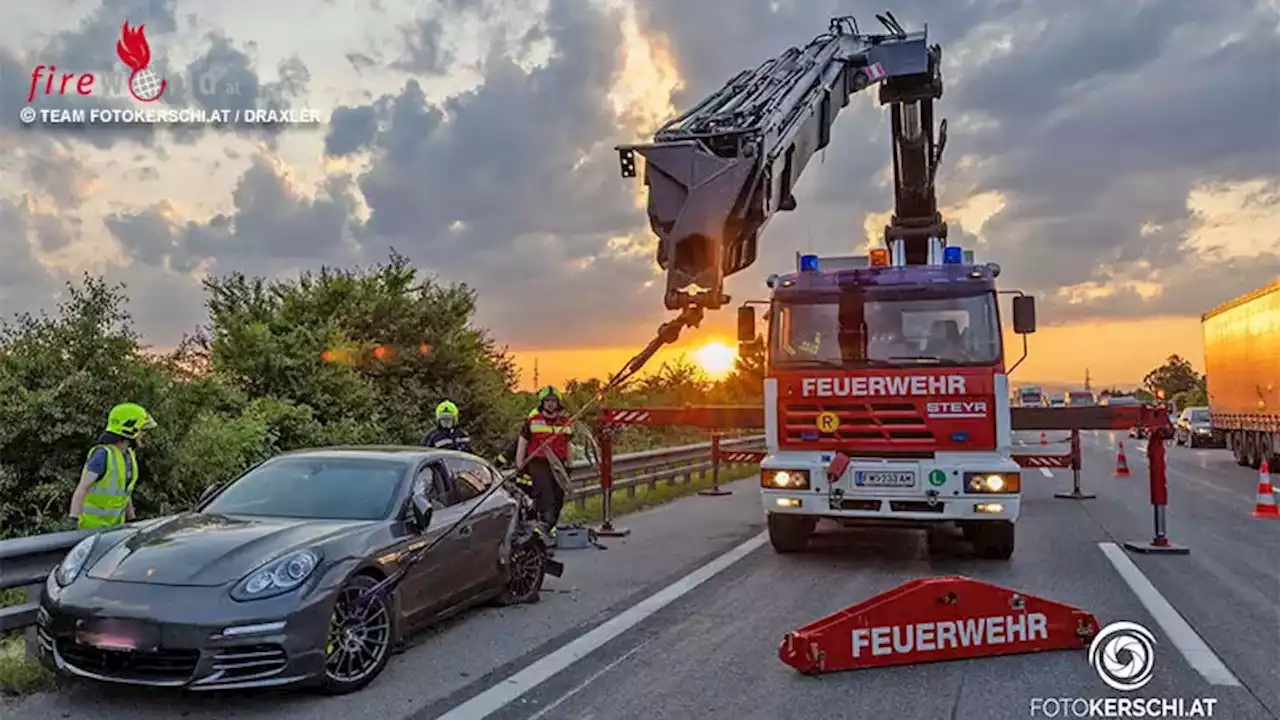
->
[69,403,157,529]
[515,386,573,532]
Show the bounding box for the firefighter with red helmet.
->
[515,386,574,532]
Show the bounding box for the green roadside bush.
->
[0,253,765,540]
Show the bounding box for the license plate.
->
[76,618,158,652]
[854,471,916,487]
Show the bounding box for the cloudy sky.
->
[3,0,1277,388]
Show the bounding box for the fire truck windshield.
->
[770,291,1001,369]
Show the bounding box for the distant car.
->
[37,448,558,694]
[1049,394,1066,407]
[1174,406,1222,448]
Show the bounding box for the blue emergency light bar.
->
[799,254,820,272]
[943,246,963,264]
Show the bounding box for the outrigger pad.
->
[778,576,1100,675]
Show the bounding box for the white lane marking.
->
[436,531,769,719]
[526,639,651,720]
[1097,542,1242,687]
[1039,467,1054,478]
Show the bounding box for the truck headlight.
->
[761,469,810,490]
[964,472,1020,494]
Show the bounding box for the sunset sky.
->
[3,0,1277,392]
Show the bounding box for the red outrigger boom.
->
[778,576,1100,675]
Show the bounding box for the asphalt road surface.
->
[5,431,1277,720]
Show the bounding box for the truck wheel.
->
[1233,439,1249,466]
[972,521,1015,560]
[768,514,815,553]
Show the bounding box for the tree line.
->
[0,252,765,540]
[1141,353,1207,410]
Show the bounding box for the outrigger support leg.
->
[778,576,1100,675]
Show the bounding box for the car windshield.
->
[202,456,409,521]
[770,290,1001,369]
[1069,393,1094,405]
[1190,409,1209,423]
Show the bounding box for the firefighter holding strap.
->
[69,403,157,529]
[515,386,573,532]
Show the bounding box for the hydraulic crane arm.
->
[618,12,947,311]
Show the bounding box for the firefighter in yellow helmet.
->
[516,386,573,531]
[421,400,473,453]
[69,403,156,529]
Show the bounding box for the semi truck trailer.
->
[1201,280,1280,468]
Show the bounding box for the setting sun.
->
[692,341,737,378]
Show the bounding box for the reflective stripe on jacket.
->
[526,409,573,461]
[79,444,137,529]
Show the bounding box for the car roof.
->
[271,446,487,465]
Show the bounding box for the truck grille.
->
[782,401,934,447]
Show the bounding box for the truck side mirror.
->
[1012,296,1036,334]
[737,305,757,345]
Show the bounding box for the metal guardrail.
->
[0,436,766,645]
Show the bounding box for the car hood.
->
[86,512,373,587]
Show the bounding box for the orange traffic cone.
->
[1040,432,1048,445]
[1114,443,1131,477]
[1252,459,1279,519]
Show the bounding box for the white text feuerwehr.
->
[801,375,967,398]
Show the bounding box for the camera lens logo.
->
[1089,621,1157,691]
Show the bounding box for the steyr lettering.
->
[926,401,988,416]
[851,613,1049,657]
[801,375,967,398]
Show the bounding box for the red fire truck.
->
[617,15,1036,558]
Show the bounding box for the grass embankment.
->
[0,587,57,696]
[0,465,761,696]
[561,465,759,526]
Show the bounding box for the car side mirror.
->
[1012,295,1037,334]
[737,305,756,345]
[409,495,433,531]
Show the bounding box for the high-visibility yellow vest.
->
[78,444,137,530]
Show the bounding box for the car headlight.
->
[231,549,322,602]
[55,534,98,587]
[963,472,1020,494]
[761,469,810,490]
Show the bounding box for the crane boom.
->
[617,13,948,311]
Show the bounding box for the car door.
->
[397,462,471,619]
[443,456,514,595]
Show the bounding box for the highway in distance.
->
[5,432,1278,720]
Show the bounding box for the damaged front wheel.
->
[497,540,548,605]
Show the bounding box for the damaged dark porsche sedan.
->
[36,447,560,694]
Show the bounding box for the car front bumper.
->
[37,572,335,690]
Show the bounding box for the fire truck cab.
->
[739,246,1037,560]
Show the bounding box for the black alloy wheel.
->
[320,574,394,694]
[498,541,547,605]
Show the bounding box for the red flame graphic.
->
[116,22,152,71]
